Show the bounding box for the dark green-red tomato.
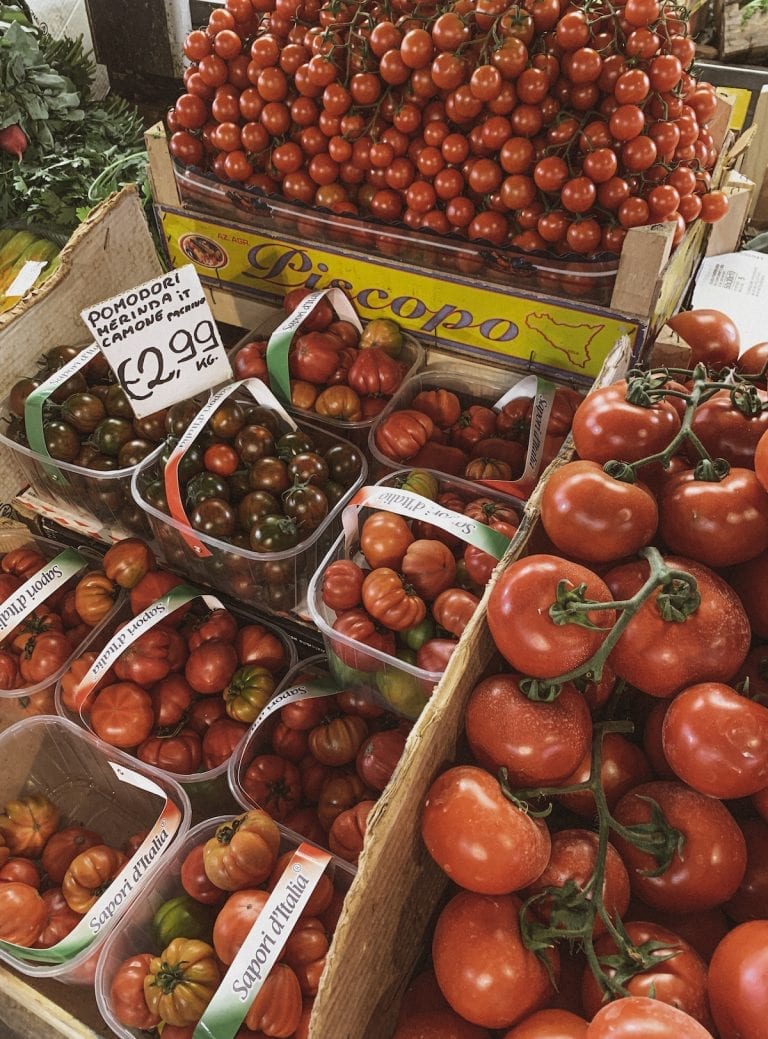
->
[92,417,134,457]
[324,442,362,486]
[238,490,280,529]
[276,430,314,460]
[49,370,87,404]
[152,894,216,948]
[9,377,41,417]
[540,460,658,564]
[118,439,155,468]
[248,456,291,495]
[185,471,231,508]
[44,344,81,369]
[288,451,329,486]
[165,399,200,437]
[143,479,169,512]
[282,482,329,531]
[190,498,237,539]
[162,441,205,483]
[103,384,133,419]
[235,424,275,464]
[227,469,252,503]
[43,420,80,462]
[209,400,246,439]
[88,454,120,473]
[249,515,300,552]
[322,480,346,508]
[60,392,107,434]
[133,409,168,443]
[242,405,281,435]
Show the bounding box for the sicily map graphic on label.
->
[525,311,606,370]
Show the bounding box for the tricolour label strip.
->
[24,343,100,484]
[74,583,224,717]
[486,374,557,498]
[265,288,362,405]
[164,376,297,558]
[342,486,512,559]
[0,764,181,964]
[0,547,86,638]
[193,843,332,1039]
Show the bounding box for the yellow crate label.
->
[715,87,752,132]
[159,208,639,380]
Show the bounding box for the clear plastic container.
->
[230,320,425,453]
[0,716,191,984]
[0,400,154,540]
[228,654,395,832]
[367,360,550,495]
[307,472,523,719]
[173,161,620,306]
[131,418,367,620]
[54,596,298,820]
[0,530,125,733]
[95,813,355,1039]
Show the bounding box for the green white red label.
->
[0,547,86,638]
[24,343,100,484]
[75,584,223,714]
[343,486,512,559]
[80,265,233,419]
[0,764,181,964]
[486,374,557,498]
[266,288,362,404]
[164,376,297,558]
[193,842,332,1039]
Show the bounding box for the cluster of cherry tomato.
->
[4,344,186,533]
[0,542,122,701]
[168,0,729,268]
[236,666,410,863]
[232,287,413,429]
[372,380,583,488]
[394,309,768,1038]
[318,469,521,713]
[58,565,290,778]
[0,792,141,955]
[140,392,363,556]
[108,809,346,1038]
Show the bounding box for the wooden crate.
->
[716,0,768,61]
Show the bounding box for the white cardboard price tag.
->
[5,259,47,298]
[79,265,233,418]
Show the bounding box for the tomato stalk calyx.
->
[609,795,685,876]
[602,460,637,484]
[655,574,701,621]
[549,580,617,631]
[150,959,193,994]
[692,457,730,482]
[498,767,554,818]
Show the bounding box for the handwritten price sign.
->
[80,265,233,417]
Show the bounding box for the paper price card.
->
[80,265,233,418]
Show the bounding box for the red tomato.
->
[185,640,239,695]
[724,818,768,922]
[689,389,768,469]
[503,1011,587,1038]
[540,461,658,564]
[487,555,616,679]
[242,754,302,820]
[586,997,713,1038]
[571,381,681,465]
[41,825,103,885]
[466,673,592,785]
[523,829,630,936]
[612,781,747,913]
[558,733,654,818]
[432,891,558,1029]
[356,729,406,791]
[321,559,365,611]
[667,309,740,368]
[180,844,225,906]
[581,921,710,1024]
[421,765,551,894]
[605,555,750,698]
[661,682,768,798]
[392,1010,491,1038]
[110,953,160,1030]
[114,627,187,686]
[201,718,248,769]
[708,921,768,1039]
[129,571,188,617]
[90,682,155,748]
[659,468,768,567]
[330,609,396,672]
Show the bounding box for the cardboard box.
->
[0,185,162,509]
